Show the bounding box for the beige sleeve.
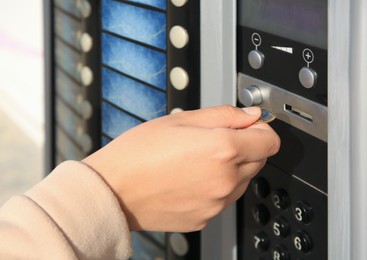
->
[0,161,132,260]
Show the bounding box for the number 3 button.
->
[294,201,313,224]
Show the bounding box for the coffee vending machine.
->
[45,0,367,259]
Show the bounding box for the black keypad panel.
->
[238,163,327,259]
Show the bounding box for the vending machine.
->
[45,0,367,259]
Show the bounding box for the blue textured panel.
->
[55,39,81,81]
[102,33,166,90]
[56,69,86,117]
[125,0,166,10]
[56,128,84,161]
[55,9,82,49]
[56,98,81,140]
[55,0,82,17]
[102,1,166,49]
[102,68,166,121]
[102,102,143,139]
[131,232,165,260]
[101,136,112,146]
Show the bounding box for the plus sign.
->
[305,52,311,60]
[303,48,314,64]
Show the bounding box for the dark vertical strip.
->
[44,0,56,174]
[84,0,102,152]
[166,0,201,259]
[167,0,201,113]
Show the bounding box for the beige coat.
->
[0,161,132,259]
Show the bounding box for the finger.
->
[233,126,281,162]
[171,105,261,129]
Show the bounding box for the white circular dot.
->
[170,67,189,90]
[80,134,93,153]
[80,32,93,53]
[170,107,184,114]
[171,0,188,7]
[170,26,189,49]
[78,0,92,18]
[169,233,189,256]
[80,66,93,86]
[80,100,93,119]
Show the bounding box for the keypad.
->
[252,177,270,199]
[238,164,327,259]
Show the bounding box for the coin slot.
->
[284,104,313,123]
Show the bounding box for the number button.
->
[273,246,290,260]
[252,204,270,226]
[253,231,270,251]
[293,231,313,253]
[294,201,313,224]
[251,177,270,198]
[272,189,290,210]
[272,217,290,238]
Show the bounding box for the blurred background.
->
[0,0,44,204]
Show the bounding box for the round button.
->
[77,0,92,18]
[254,231,270,251]
[272,217,290,238]
[169,233,189,256]
[239,85,263,107]
[80,66,93,86]
[293,231,313,253]
[272,189,290,210]
[170,107,184,114]
[171,0,188,7]
[273,246,290,260]
[79,32,93,53]
[299,67,317,89]
[294,201,313,224]
[251,177,270,199]
[248,50,265,70]
[80,134,93,153]
[170,67,189,90]
[170,26,189,49]
[79,100,93,120]
[252,204,270,226]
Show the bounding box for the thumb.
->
[173,105,261,129]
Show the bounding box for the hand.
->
[82,105,280,232]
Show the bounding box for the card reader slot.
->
[284,104,313,123]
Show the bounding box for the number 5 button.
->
[294,201,313,224]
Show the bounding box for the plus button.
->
[302,48,314,64]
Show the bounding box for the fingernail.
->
[242,106,261,116]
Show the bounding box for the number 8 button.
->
[294,201,313,224]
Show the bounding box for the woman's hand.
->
[82,105,280,232]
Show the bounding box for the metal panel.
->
[200,1,237,260]
[328,0,352,259]
[349,1,367,259]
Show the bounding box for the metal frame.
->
[348,1,367,259]
[200,1,237,260]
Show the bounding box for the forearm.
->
[0,161,132,260]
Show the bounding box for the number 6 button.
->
[294,201,313,224]
[293,231,313,253]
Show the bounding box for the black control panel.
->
[236,0,328,259]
